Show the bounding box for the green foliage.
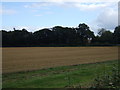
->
[98,28,106,36]
[1,24,120,47]
[91,64,120,89]
[99,30,114,44]
[76,23,95,45]
[114,26,120,44]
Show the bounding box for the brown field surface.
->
[2,47,118,73]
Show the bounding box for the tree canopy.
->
[1,23,120,47]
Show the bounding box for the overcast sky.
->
[0,0,119,34]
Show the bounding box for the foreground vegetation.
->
[91,63,120,89]
[3,60,118,88]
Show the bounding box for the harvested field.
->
[2,47,118,73]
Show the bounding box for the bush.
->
[91,64,120,89]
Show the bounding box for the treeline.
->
[1,23,120,47]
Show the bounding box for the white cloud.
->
[24,2,117,12]
[0,8,17,15]
[73,3,110,11]
[87,7,118,35]
[35,14,42,16]
[40,0,119,3]
[45,11,53,14]
[85,2,118,35]
[1,0,119,35]
[1,26,30,31]
[16,26,30,30]
[2,0,119,2]
[24,2,51,9]
[1,26,53,32]
[34,11,53,17]
[96,8,118,30]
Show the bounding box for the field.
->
[2,47,118,73]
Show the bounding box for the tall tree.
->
[113,26,120,44]
[76,23,95,45]
[100,31,113,44]
[33,28,53,45]
[98,28,106,36]
[52,26,66,44]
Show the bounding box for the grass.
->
[2,60,118,88]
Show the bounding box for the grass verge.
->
[2,60,118,88]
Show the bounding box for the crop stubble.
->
[2,47,118,73]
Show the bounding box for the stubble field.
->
[2,47,118,73]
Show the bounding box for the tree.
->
[94,28,114,45]
[98,28,106,36]
[33,28,53,45]
[113,26,120,44]
[76,23,95,45]
[52,26,67,45]
[2,24,117,47]
[2,30,10,46]
[61,27,77,45]
[12,29,31,46]
[100,31,113,44]
[2,29,33,47]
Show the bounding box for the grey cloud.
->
[96,8,118,30]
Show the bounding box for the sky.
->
[0,0,119,35]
